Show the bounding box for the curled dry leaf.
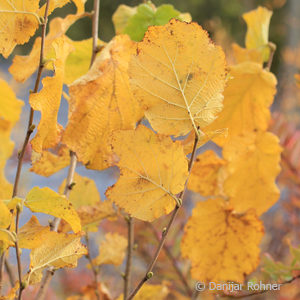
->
[63,35,144,170]
[181,198,264,283]
[223,131,282,216]
[30,37,73,153]
[129,19,227,137]
[106,125,188,222]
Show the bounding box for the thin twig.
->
[85,233,100,300]
[265,42,276,71]
[90,0,100,67]
[124,216,134,299]
[34,151,77,300]
[127,135,199,300]
[4,258,16,288]
[15,208,23,300]
[148,223,193,297]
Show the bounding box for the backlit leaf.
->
[64,38,105,85]
[27,232,87,285]
[59,173,100,209]
[63,35,143,170]
[59,201,116,233]
[30,146,70,177]
[129,19,227,137]
[9,14,86,82]
[106,125,188,222]
[223,131,282,215]
[18,216,50,249]
[188,150,225,196]
[25,187,81,233]
[243,6,272,62]
[205,62,277,145]
[181,198,264,283]
[0,0,40,58]
[30,37,73,153]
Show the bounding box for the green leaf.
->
[113,2,190,42]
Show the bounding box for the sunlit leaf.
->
[243,6,272,62]
[181,198,264,283]
[30,37,73,153]
[63,35,144,170]
[223,131,282,215]
[129,19,227,137]
[25,187,81,233]
[205,62,277,145]
[106,125,188,221]
[188,150,225,196]
[18,216,50,249]
[27,232,87,284]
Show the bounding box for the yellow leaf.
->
[181,198,264,283]
[30,37,73,152]
[232,43,263,64]
[0,0,40,58]
[223,131,282,215]
[27,232,87,285]
[25,187,81,233]
[116,283,169,300]
[9,14,85,82]
[91,233,127,266]
[0,201,11,228]
[64,38,105,85]
[243,6,272,62]
[63,35,144,170]
[59,201,116,233]
[295,74,300,88]
[0,79,23,200]
[188,150,225,196]
[129,19,227,137]
[205,62,277,145]
[0,79,23,124]
[39,0,70,17]
[0,201,13,248]
[181,128,228,155]
[112,4,137,35]
[59,173,100,209]
[18,216,49,249]
[30,146,70,177]
[106,125,188,222]
[71,0,87,14]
